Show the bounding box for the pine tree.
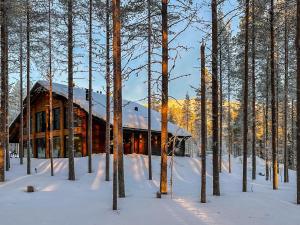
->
[26,0,31,175]
[160,0,168,195]
[200,42,206,203]
[251,0,256,180]
[87,0,93,174]
[147,0,152,181]
[67,0,75,181]
[211,0,220,196]
[105,0,111,182]
[243,0,250,192]
[296,0,300,205]
[270,0,278,190]
[48,0,54,176]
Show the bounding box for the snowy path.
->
[0,154,299,225]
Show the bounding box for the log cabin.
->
[9,81,191,158]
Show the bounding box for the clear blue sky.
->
[25,0,239,104]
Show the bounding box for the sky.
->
[26,0,240,104]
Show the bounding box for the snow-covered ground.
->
[0,154,299,225]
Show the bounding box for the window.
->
[36,111,46,132]
[36,138,46,158]
[64,135,82,157]
[53,137,61,158]
[64,107,82,129]
[53,108,60,130]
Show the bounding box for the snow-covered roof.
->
[35,80,190,137]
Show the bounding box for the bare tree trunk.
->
[105,0,110,182]
[227,30,232,174]
[67,0,75,181]
[219,44,223,173]
[243,0,250,192]
[0,0,8,180]
[115,0,125,198]
[19,22,24,165]
[283,0,289,183]
[251,0,256,180]
[200,42,206,203]
[296,0,300,205]
[211,0,220,196]
[270,0,278,190]
[48,0,54,177]
[160,0,168,195]
[112,0,121,209]
[88,0,93,174]
[147,0,152,181]
[265,57,270,181]
[26,0,31,175]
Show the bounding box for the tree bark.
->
[265,60,270,181]
[227,29,232,174]
[88,0,93,174]
[147,0,152,181]
[105,0,110,182]
[19,22,24,165]
[219,43,223,173]
[0,0,8,180]
[26,0,31,175]
[160,0,168,195]
[67,0,75,181]
[112,0,122,209]
[243,0,250,192]
[115,0,125,199]
[270,0,278,190]
[251,0,256,180]
[48,0,54,177]
[211,0,220,196]
[296,0,300,205]
[200,42,206,203]
[283,0,289,183]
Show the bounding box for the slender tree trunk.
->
[251,0,256,180]
[243,0,250,192]
[105,0,110,182]
[88,0,93,174]
[160,0,168,195]
[227,30,232,174]
[1,0,9,172]
[219,44,223,173]
[0,0,8,180]
[296,0,300,205]
[48,0,54,177]
[26,0,31,175]
[211,0,220,196]
[19,22,24,165]
[284,0,289,183]
[265,57,270,181]
[292,99,295,170]
[147,0,152,181]
[200,42,207,203]
[112,0,121,209]
[67,0,75,181]
[115,0,125,198]
[270,0,278,190]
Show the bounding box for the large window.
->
[64,135,82,157]
[64,107,82,129]
[36,111,46,132]
[36,138,46,158]
[53,137,61,158]
[53,108,60,130]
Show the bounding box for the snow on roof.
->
[36,80,191,137]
